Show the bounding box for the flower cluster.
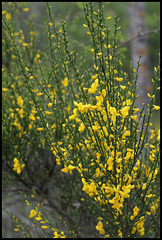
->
[13,158,25,174]
[2,2,160,238]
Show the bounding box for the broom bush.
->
[2,2,160,238]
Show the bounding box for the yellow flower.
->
[45,111,52,115]
[48,103,53,108]
[35,216,42,221]
[29,114,36,121]
[107,16,111,20]
[157,129,160,140]
[133,108,140,113]
[120,85,126,90]
[23,8,29,12]
[131,227,136,234]
[89,182,97,197]
[130,115,137,121]
[116,77,123,82]
[61,165,76,174]
[110,106,117,125]
[41,225,49,229]
[17,96,23,107]
[22,43,28,47]
[62,77,68,87]
[14,228,19,232]
[120,106,130,117]
[49,22,53,26]
[83,24,88,28]
[6,12,11,22]
[98,52,102,56]
[122,130,130,138]
[67,165,76,174]
[118,229,122,238]
[133,206,140,216]
[153,105,160,110]
[78,122,85,132]
[96,221,105,235]
[2,88,8,92]
[25,66,29,71]
[13,158,21,174]
[36,128,43,131]
[37,92,43,96]
[142,183,147,190]
[150,204,156,214]
[29,209,37,218]
[88,78,99,94]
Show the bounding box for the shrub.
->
[2,2,160,238]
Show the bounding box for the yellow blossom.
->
[120,105,130,117]
[96,221,105,235]
[157,129,160,140]
[131,227,136,234]
[78,122,85,132]
[61,165,76,174]
[45,111,52,115]
[62,77,68,87]
[29,209,37,218]
[41,225,49,229]
[98,52,102,56]
[88,78,99,94]
[14,228,19,232]
[120,85,126,90]
[36,128,43,131]
[133,206,140,216]
[13,158,25,174]
[2,88,8,92]
[147,93,151,98]
[23,8,29,12]
[142,183,147,190]
[22,42,28,47]
[17,96,23,107]
[110,106,117,125]
[116,77,123,82]
[153,105,160,110]
[35,216,42,221]
[29,114,36,121]
[25,66,29,71]
[48,103,53,108]
[37,92,43,96]
[133,108,140,113]
[6,12,11,22]
[130,115,137,121]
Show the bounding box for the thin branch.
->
[116,27,160,49]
